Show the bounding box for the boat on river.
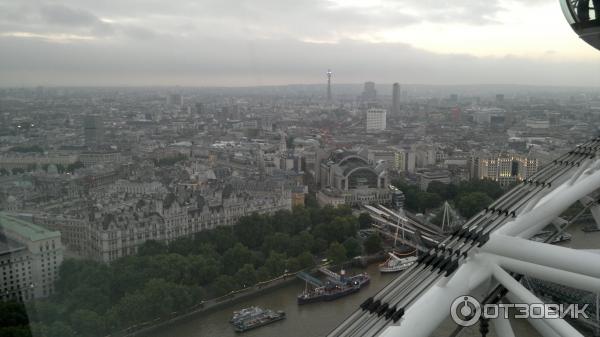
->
[379,252,417,273]
[230,306,286,332]
[230,306,262,323]
[297,269,370,305]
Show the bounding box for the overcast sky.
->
[1,0,599,87]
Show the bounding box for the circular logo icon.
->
[450,296,482,327]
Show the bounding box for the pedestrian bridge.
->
[363,204,444,252]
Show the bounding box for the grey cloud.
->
[0,36,598,87]
[388,0,505,25]
[1,0,420,41]
[39,3,115,36]
[0,0,598,87]
[40,4,99,26]
[120,26,158,40]
[0,2,115,38]
[0,0,509,45]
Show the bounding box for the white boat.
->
[230,306,262,323]
[379,252,417,273]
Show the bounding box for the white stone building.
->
[366,108,387,132]
[0,213,63,301]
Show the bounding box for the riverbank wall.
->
[116,256,386,337]
[119,274,300,337]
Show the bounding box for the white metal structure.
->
[329,138,600,337]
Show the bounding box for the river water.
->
[145,222,600,337]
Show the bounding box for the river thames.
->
[144,223,600,337]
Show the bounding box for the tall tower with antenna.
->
[326,69,332,102]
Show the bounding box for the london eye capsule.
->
[561,0,600,50]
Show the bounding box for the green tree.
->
[305,193,319,208]
[139,254,190,284]
[289,207,312,233]
[199,226,235,254]
[364,233,382,255]
[312,216,356,244]
[187,255,221,285]
[0,301,30,332]
[234,264,258,288]
[63,285,110,314]
[235,213,272,249]
[222,243,254,275]
[458,179,503,199]
[287,235,308,257]
[261,233,291,255]
[256,266,272,282]
[47,321,76,337]
[31,301,63,325]
[402,188,419,212]
[0,326,32,337]
[311,238,328,254]
[138,240,168,256]
[416,192,442,212]
[297,251,315,269]
[212,275,237,296]
[112,292,147,327]
[0,200,373,336]
[343,237,362,258]
[69,309,105,337]
[270,210,294,233]
[457,192,493,218]
[427,181,458,200]
[358,213,373,229]
[264,251,287,277]
[285,257,302,272]
[326,242,347,265]
[141,278,178,318]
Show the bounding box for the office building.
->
[83,115,104,147]
[392,83,400,116]
[168,94,183,106]
[327,69,332,102]
[362,82,377,101]
[195,103,205,117]
[366,108,387,132]
[0,213,63,301]
[469,152,539,186]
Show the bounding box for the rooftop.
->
[0,212,60,242]
[0,234,26,256]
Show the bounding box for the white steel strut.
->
[329,138,600,337]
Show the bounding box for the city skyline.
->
[1,0,600,87]
[2,1,600,336]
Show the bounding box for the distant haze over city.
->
[1,0,600,87]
